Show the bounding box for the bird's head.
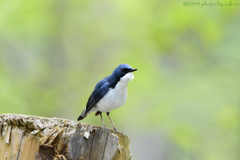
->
[112,64,137,81]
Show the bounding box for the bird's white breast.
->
[95,72,134,112]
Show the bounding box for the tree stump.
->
[0,114,131,160]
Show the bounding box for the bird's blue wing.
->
[85,80,110,114]
[94,76,110,90]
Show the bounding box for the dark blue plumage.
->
[77,64,137,131]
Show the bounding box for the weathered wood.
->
[0,114,131,160]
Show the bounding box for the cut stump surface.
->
[0,114,131,160]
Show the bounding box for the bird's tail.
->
[77,109,87,121]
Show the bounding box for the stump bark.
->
[0,114,131,160]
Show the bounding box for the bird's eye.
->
[121,68,130,72]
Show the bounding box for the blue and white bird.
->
[77,64,137,131]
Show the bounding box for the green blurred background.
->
[0,0,240,159]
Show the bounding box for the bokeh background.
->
[0,0,240,159]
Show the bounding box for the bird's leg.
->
[107,112,118,131]
[100,112,106,128]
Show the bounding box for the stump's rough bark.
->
[0,114,131,160]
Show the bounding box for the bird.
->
[77,64,137,131]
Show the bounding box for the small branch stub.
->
[0,114,131,160]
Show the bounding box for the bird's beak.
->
[131,69,138,72]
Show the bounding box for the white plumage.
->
[87,72,135,115]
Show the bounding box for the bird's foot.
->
[113,128,124,134]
